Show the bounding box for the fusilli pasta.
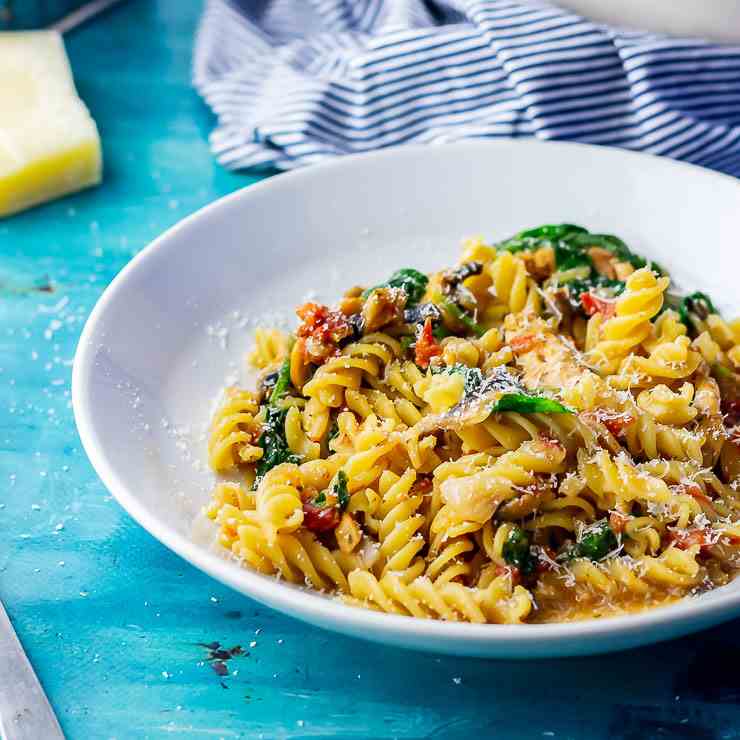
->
[203,224,740,624]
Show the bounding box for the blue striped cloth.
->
[193,0,740,175]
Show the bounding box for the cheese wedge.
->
[0,31,102,218]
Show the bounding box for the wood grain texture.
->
[0,2,739,738]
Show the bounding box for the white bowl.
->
[73,140,740,658]
[555,0,740,44]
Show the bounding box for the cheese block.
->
[0,31,102,218]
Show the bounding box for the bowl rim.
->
[72,139,740,652]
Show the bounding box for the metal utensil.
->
[50,0,125,34]
[0,600,64,740]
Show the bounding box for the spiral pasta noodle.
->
[203,224,740,624]
[588,268,669,371]
[208,389,263,472]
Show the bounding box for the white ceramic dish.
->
[73,140,740,658]
[555,0,740,44]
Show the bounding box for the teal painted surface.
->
[1,0,87,29]
[1,2,740,738]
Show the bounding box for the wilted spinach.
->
[363,267,428,306]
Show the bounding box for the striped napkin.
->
[194,0,740,175]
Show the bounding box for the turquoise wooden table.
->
[2,2,740,738]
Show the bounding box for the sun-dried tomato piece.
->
[580,291,617,318]
[727,424,740,448]
[673,482,719,515]
[296,302,352,364]
[494,564,522,586]
[583,408,634,437]
[598,409,633,436]
[302,501,341,532]
[535,547,558,574]
[608,510,628,534]
[537,433,565,452]
[411,475,433,495]
[509,333,540,355]
[415,317,442,369]
[668,528,712,553]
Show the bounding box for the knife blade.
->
[0,600,64,740]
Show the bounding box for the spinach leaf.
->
[678,291,717,333]
[518,224,588,241]
[268,357,292,405]
[312,470,349,510]
[432,323,452,341]
[399,335,415,354]
[499,225,665,316]
[566,275,624,294]
[574,520,618,561]
[255,406,300,481]
[333,470,350,510]
[491,393,572,414]
[439,298,486,337]
[363,268,428,306]
[433,364,572,414]
[497,224,587,254]
[433,364,485,398]
[567,233,667,275]
[502,526,535,575]
[498,223,661,274]
[564,276,625,311]
[553,240,593,272]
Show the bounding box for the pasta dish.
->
[204,224,740,624]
